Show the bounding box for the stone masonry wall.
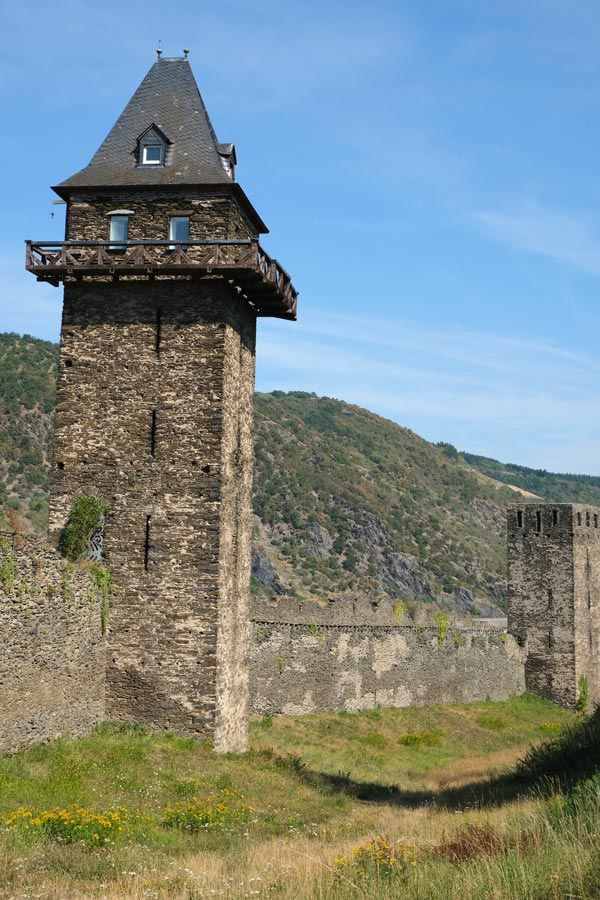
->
[214,301,255,751]
[508,503,600,710]
[66,191,256,243]
[50,278,255,750]
[45,185,259,752]
[0,536,105,752]
[572,509,600,707]
[508,504,576,707]
[249,621,525,715]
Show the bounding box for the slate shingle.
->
[53,57,265,231]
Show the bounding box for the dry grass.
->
[0,694,589,899]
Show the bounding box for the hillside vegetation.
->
[253,391,516,612]
[1,332,599,614]
[463,450,600,505]
[0,333,55,531]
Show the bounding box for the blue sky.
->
[3,0,600,474]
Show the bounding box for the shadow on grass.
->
[263,706,600,811]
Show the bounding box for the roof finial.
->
[183,48,189,58]
[156,40,162,59]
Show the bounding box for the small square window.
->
[169,216,190,249]
[143,145,163,165]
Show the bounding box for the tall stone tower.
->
[26,55,297,752]
[507,503,600,710]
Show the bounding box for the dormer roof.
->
[53,57,266,231]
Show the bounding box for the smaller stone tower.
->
[507,503,600,709]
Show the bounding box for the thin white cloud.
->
[472,204,600,276]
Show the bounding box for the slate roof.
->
[53,57,266,231]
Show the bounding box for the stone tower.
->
[26,55,297,752]
[507,503,600,710]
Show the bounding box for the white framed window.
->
[143,145,163,165]
[169,216,190,248]
[109,214,129,248]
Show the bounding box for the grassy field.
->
[0,694,598,899]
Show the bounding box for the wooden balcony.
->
[25,239,297,320]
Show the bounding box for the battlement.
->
[507,503,600,537]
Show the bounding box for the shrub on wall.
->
[435,611,449,645]
[60,496,108,562]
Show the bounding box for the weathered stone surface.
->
[249,621,525,714]
[0,537,105,752]
[508,503,600,709]
[67,192,255,243]
[47,187,258,752]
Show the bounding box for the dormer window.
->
[217,142,237,181]
[135,123,171,168]
[143,145,163,165]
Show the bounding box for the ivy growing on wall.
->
[87,563,113,635]
[576,675,589,713]
[60,496,108,562]
[0,534,18,590]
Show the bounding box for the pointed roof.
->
[53,56,266,231]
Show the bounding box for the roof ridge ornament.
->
[183,49,189,58]
[156,40,162,59]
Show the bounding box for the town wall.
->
[249,621,525,715]
[5,500,598,755]
[0,537,105,753]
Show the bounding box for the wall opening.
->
[144,515,151,571]
[536,511,542,533]
[155,307,162,355]
[578,511,582,526]
[548,589,553,609]
[517,510,523,528]
[552,509,558,526]
[150,410,157,456]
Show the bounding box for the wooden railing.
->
[25,239,297,319]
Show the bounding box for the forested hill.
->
[0,333,56,531]
[1,332,598,615]
[462,452,600,506]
